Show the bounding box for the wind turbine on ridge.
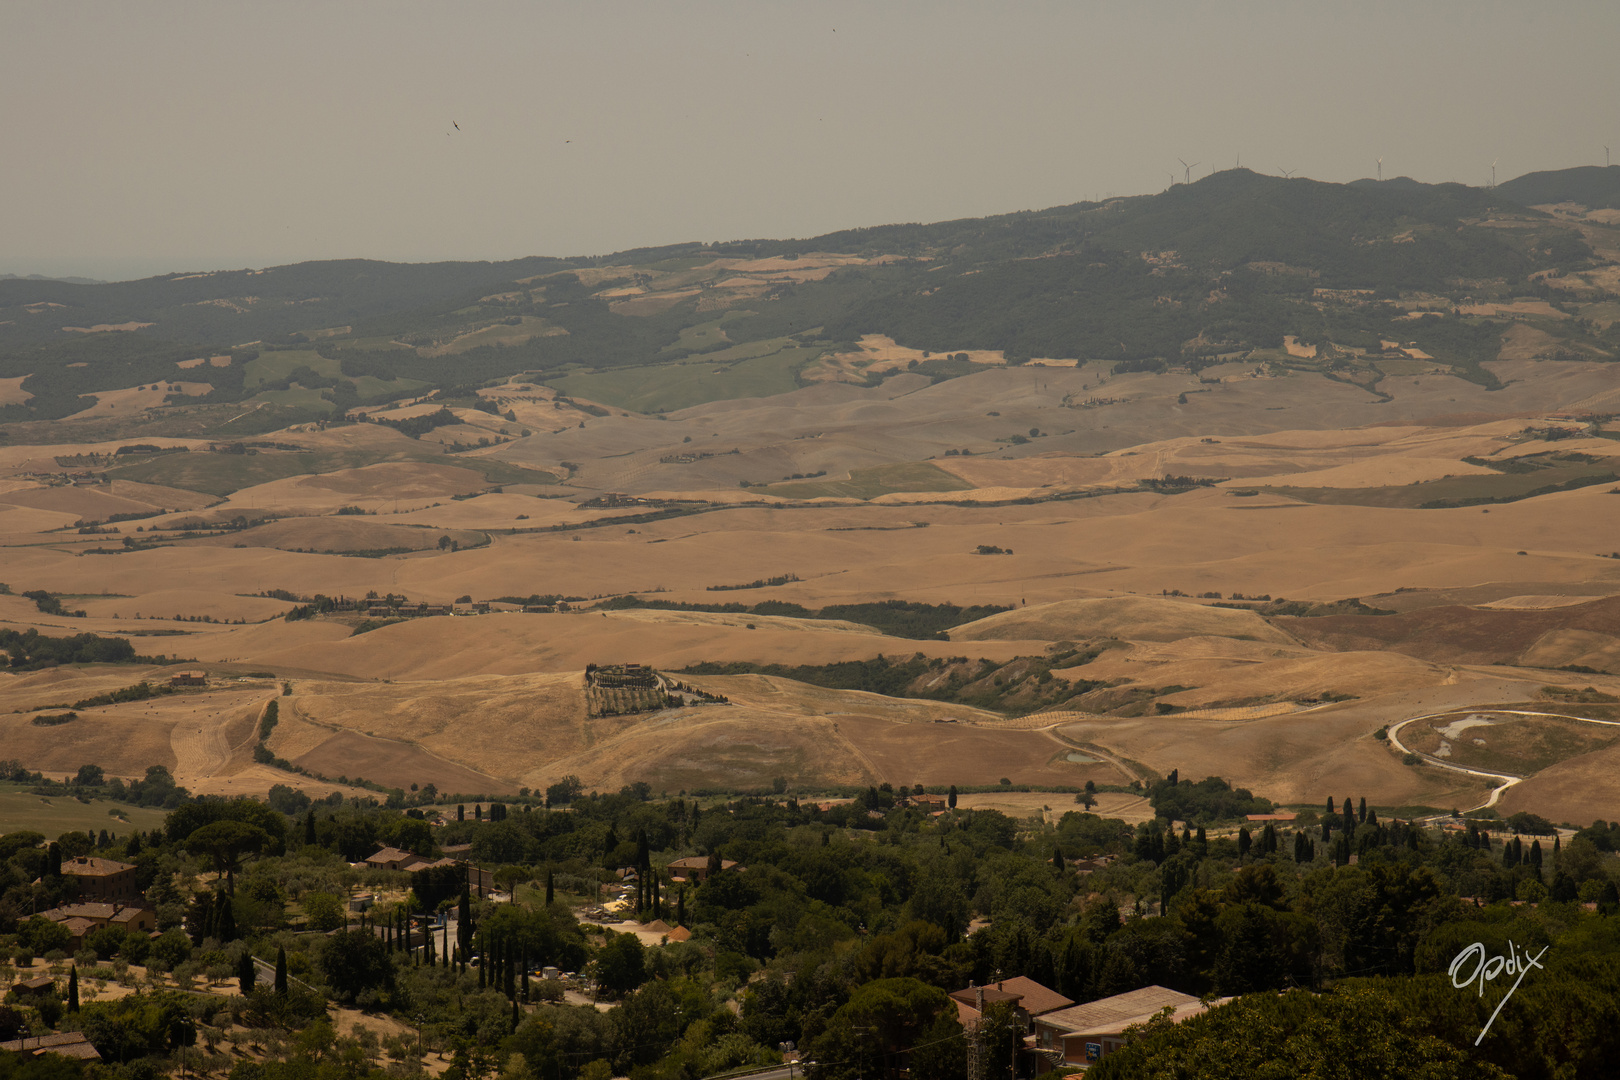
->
[1279,166,1296,179]
[1377,157,1383,182]
[1490,159,1498,188]
[1179,158,1199,185]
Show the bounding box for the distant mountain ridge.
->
[0,273,106,285]
[1,165,1616,427]
[1496,165,1620,210]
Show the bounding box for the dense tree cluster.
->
[0,766,1618,1080]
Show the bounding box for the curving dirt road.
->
[1387,708,1620,814]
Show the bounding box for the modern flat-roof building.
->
[1032,985,1230,1068]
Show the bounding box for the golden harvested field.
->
[0,375,33,406]
[5,356,1620,820]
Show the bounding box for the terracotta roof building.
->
[666,856,740,883]
[60,856,141,905]
[0,1032,102,1061]
[13,975,56,997]
[950,977,1074,1029]
[364,847,435,873]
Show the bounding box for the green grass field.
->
[250,386,334,412]
[106,441,558,497]
[449,456,559,487]
[762,461,973,500]
[1259,461,1617,509]
[351,375,431,399]
[108,446,409,495]
[1374,358,1440,376]
[428,317,557,356]
[243,350,342,390]
[547,340,820,413]
[659,311,752,355]
[1579,300,1620,330]
[0,783,170,841]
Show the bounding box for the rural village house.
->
[362,846,496,897]
[60,855,142,905]
[32,901,157,949]
[0,1031,102,1061]
[666,855,741,883]
[950,976,1075,1030]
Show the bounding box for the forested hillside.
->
[2,166,1617,426]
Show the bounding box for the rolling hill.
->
[3,166,1617,434]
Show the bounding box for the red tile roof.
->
[60,856,135,877]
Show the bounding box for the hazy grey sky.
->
[5,1,1618,280]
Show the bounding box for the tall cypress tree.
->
[545,868,554,907]
[216,893,237,942]
[274,947,288,995]
[304,811,317,846]
[68,966,79,1012]
[458,885,472,955]
[1358,797,1368,824]
[238,951,256,994]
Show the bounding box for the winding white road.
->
[1387,708,1620,814]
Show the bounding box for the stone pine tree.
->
[238,950,256,994]
[274,946,288,994]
